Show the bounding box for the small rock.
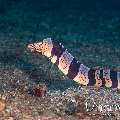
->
[23,115,34,120]
[74,95,86,113]
[0,99,6,112]
[74,112,90,119]
[39,116,53,120]
[64,100,76,115]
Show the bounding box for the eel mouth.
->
[27,44,36,52]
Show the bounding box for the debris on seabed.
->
[32,83,47,97]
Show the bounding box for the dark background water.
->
[0,0,120,35]
[0,0,120,90]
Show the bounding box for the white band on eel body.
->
[51,55,58,64]
[117,72,120,89]
[103,69,112,88]
[58,50,74,75]
[42,38,53,58]
[73,64,90,85]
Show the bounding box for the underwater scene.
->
[0,0,120,119]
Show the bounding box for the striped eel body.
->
[27,38,120,89]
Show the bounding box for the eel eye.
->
[41,46,44,49]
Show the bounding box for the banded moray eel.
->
[27,38,120,89]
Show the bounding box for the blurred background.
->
[0,0,120,90]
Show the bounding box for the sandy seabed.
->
[0,65,119,120]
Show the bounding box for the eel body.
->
[27,38,120,89]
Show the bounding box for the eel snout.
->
[27,43,36,52]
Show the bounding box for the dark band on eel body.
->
[110,70,118,88]
[99,69,105,87]
[67,58,81,79]
[51,40,66,65]
[88,69,96,86]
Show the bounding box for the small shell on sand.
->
[4,117,14,120]
[0,99,6,112]
[22,114,34,120]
